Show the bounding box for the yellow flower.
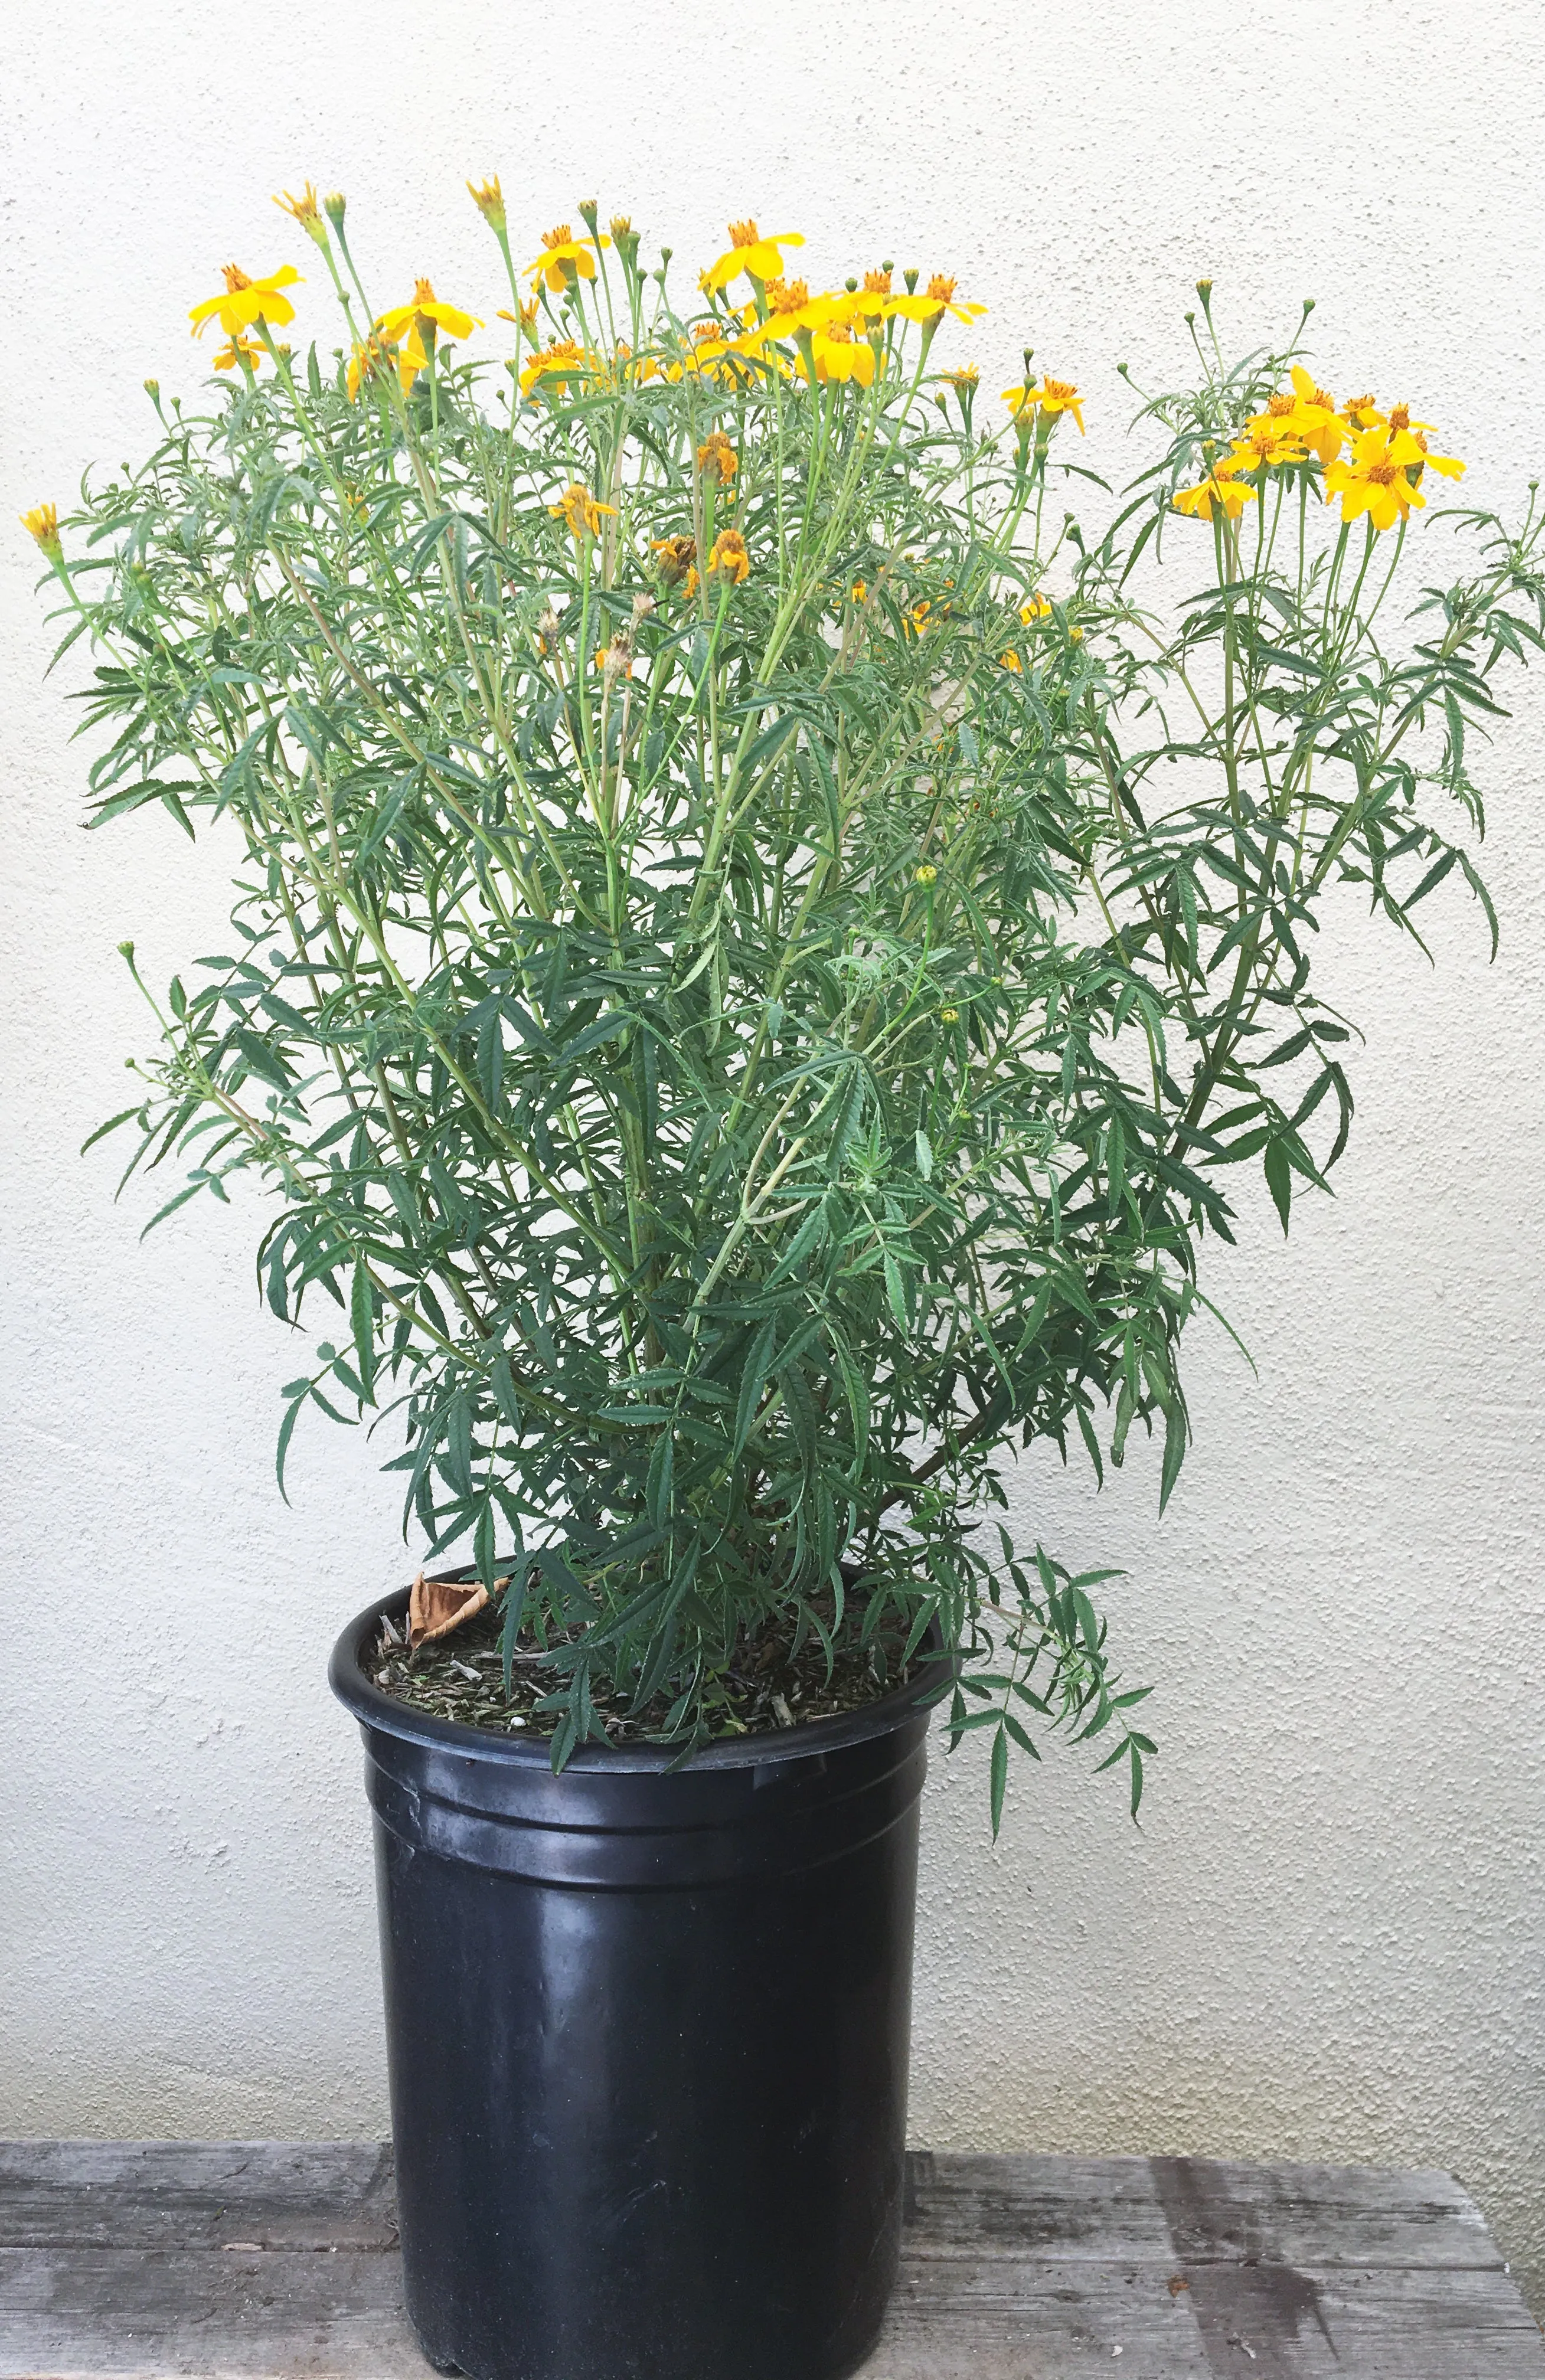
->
[802,316,877,386]
[1172,460,1257,521]
[1227,421,1308,473]
[666,321,756,385]
[651,535,698,591]
[272,183,329,250]
[551,483,617,540]
[374,280,482,394]
[697,429,739,484]
[886,274,987,327]
[524,223,607,289]
[520,337,597,398]
[1001,375,1085,434]
[498,298,543,338]
[19,502,61,557]
[914,864,938,884]
[1251,365,1344,467]
[466,175,507,234]
[998,650,1023,672]
[1340,391,1382,432]
[851,580,868,604]
[214,329,267,372]
[347,334,394,402]
[1020,596,1052,621]
[190,262,302,339]
[377,279,481,346]
[944,364,980,390]
[702,220,803,292]
[1322,427,1425,529]
[707,528,750,584]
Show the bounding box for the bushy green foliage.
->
[31,202,1544,1820]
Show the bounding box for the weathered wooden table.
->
[1,2141,1540,2376]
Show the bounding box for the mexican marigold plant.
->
[24,201,1545,1825]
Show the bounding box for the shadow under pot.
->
[330,1584,946,2380]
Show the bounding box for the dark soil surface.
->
[367,1590,926,1746]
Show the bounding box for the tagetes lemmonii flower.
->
[702,220,803,292]
[667,322,752,384]
[521,338,596,398]
[20,503,61,556]
[1002,377,1085,435]
[887,275,987,327]
[214,330,267,372]
[550,483,616,540]
[374,280,482,395]
[190,263,302,339]
[525,223,607,289]
[1322,427,1458,529]
[1227,422,1308,474]
[803,317,877,386]
[347,334,396,402]
[707,528,751,584]
[1172,459,1257,521]
[1249,366,1344,467]
[1383,407,1464,482]
[697,430,739,485]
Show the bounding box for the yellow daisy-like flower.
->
[1322,428,1424,529]
[377,279,481,346]
[213,329,267,372]
[886,274,988,327]
[1020,596,1053,621]
[550,482,617,540]
[190,263,302,339]
[696,429,738,484]
[374,279,482,395]
[666,321,755,385]
[524,223,607,290]
[802,317,877,386]
[520,338,597,399]
[1227,421,1308,474]
[707,528,751,584]
[998,650,1023,672]
[20,502,61,557]
[701,220,803,292]
[1172,460,1257,522]
[1265,365,1344,467]
[1340,391,1383,433]
[944,364,980,390]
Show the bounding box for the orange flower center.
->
[414,279,437,305]
[863,269,892,293]
[824,321,853,345]
[925,274,956,302]
[1043,378,1077,402]
[1387,404,1411,433]
[1267,393,1296,417]
[221,263,253,292]
[541,225,572,251]
[1366,459,1400,486]
[766,277,809,313]
[729,219,760,249]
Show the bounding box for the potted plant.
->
[24,184,1542,2380]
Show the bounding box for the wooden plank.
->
[1,2143,1540,2379]
[1150,2152,1504,2273]
[0,2244,416,2378]
[0,2143,397,2252]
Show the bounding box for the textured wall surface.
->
[5,0,1543,2316]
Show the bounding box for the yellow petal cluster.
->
[190,263,302,339]
[701,220,803,292]
[550,483,617,540]
[1172,366,1466,531]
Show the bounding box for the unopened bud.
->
[323,190,347,231]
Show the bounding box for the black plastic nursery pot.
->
[330,1587,946,2380]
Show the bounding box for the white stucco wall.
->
[6,0,1544,2316]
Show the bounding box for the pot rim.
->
[331,1581,953,1774]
